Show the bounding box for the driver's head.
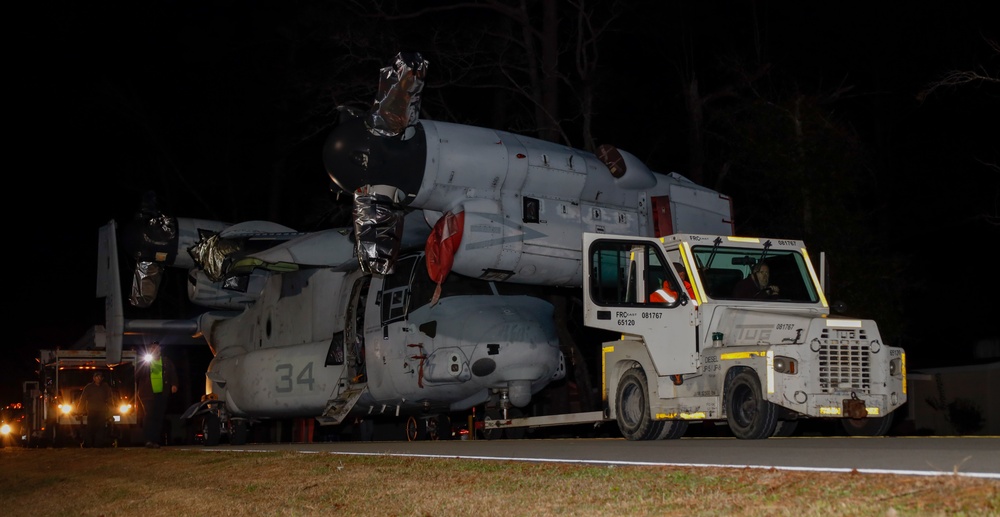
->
[753,263,771,285]
[673,263,688,282]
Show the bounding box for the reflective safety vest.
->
[650,283,678,304]
[150,358,164,394]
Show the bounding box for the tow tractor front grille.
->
[817,329,871,393]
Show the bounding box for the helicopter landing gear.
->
[479,389,527,440]
[405,414,451,441]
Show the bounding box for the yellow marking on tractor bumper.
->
[720,351,766,360]
[659,412,706,420]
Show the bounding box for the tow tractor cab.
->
[583,233,907,440]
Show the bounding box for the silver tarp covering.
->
[129,260,162,308]
[353,185,406,275]
[188,233,244,282]
[127,204,176,308]
[367,52,428,138]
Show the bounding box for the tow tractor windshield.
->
[691,244,819,302]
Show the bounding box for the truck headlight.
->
[0,423,11,436]
[118,403,132,414]
[59,404,74,415]
[773,356,797,374]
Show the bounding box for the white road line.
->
[184,448,1000,479]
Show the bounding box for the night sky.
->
[7,1,998,404]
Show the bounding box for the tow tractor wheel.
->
[725,371,778,439]
[772,420,799,437]
[655,418,688,440]
[615,367,665,441]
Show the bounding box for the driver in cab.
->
[733,263,780,298]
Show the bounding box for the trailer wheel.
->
[479,408,503,440]
[726,371,778,439]
[841,412,894,436]
[230,419,249,445]
[202,413,221,446]
[615,368,664,441]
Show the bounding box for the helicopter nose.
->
[322,112,428,201]
[472,303,563,404]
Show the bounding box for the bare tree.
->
[917,37,1000,102]
[917,35,999,228]
[366,0,625,150]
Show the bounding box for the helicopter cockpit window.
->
[381,255,416,324]
[383,253,498,323]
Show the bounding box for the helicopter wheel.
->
[435,414,452,440]
[426,415,442,440]
[405,416,420,441]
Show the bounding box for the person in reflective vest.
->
[135,342,178,448]
[649,280,678,304]
[673,262,696,301]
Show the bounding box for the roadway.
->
[181,436,1000,479]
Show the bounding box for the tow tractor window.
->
[589,242,633,305]
[589,240,679,306]
[691,246,818,302]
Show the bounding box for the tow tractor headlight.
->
[890,358,902,377]
[1,423,11,436]
[59,404,74,415]
[118,403,132,415]
[773,356,797,374]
